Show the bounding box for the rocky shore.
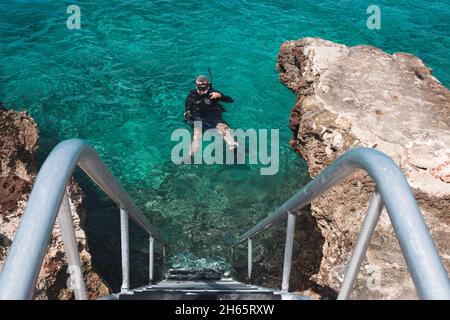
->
[276,38,450,299]
[0,109,109,299]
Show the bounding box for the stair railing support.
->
[162,245,166,265]
[248,238,252,282]
[338,191,384,300]
[120,208,130,293]
[58,192,88,300]
[149,236,154,282]
[281,210,296,292]
[230,247,235,265]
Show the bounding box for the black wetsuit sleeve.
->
[185,92,194,113]
[218,92,233,103]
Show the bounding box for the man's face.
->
[196,81,210,95]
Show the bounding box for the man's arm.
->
[210,90,234,103]
[219,92,233,103]
[185,92,193,113]
[184,92,194,119]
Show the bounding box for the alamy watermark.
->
[66,265,82,291]
[365,264,382,291]
[66,5,81,30]
[367,5,381,30]
[329,262,382,292]
[171,122,279,175]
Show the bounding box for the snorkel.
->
[208,66,213,87]
[200,68,214,104]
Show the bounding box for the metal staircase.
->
[0,139,449,300]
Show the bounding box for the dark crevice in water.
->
[232,206,337,299]
[75,171,166,292]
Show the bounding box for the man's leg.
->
[216,123,238,150]
[190,124,203,157]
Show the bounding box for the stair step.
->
[166,268,225,280]
[118,279,282,300]
[120,291,280,300]
[144,280,254,291]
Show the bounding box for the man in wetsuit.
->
[184,75,238,157]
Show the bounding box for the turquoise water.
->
[1,1,449,264]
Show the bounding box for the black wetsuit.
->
[185,88,233,130]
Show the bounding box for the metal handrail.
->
[0,139,167,300]
[232,147,450,300]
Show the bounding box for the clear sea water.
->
[1,0,449,280]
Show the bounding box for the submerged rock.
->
[167,252,232,280]
[277,38,449,299]
[0,109,110,299]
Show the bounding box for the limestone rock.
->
[0,109,110,299]
[277,38,450,299]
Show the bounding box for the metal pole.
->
[149,236,154,282]
[230,247,235,264]
[120,208,130,293]
[162,245,166,265]
[338,191,384,300]
[248,238,252,282]
[282,211,296,292]
[57,192,88,300]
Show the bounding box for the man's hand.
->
[209,92,222,100]
[184,111,191,119]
